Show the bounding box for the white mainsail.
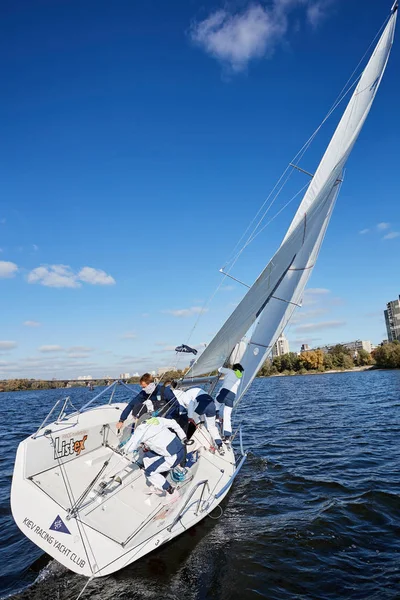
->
[188,7,397,384]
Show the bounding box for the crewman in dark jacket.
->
[116,373,176,431]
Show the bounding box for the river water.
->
[0,370,399,600]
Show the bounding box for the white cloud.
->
[68,346,93,352]
[0,341,17,350]
[23,320,41,327]
[293,336,322,344]
[190,5,286,72]
[120,332,137,340]
[190,1,334,72]
[0,261,18,278]
[39,345,64,353]
[383,231,400,240]
[377,222,390,231]
[27,264,115,288]
[359,228,370,235]
[306,1,334,28]
[302,287,330,306]
[78,267,116,286]
[119,356,151,365]
[28,265,80,288]
[295,320,346,333]
[67,352,90,359]
[291,307,328,323]
[152,345,177,354]
[305,288,330,295]
[162,306,207,318]
[33,244,39,251]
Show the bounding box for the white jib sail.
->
[188,8,397,380]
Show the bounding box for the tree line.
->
[1,344,399,392]
[258,341,400,376]
[0,370,189,393]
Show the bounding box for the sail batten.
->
[187,9,397,383]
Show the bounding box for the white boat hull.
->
[11,402,239,578]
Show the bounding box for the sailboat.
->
[11,4,398,581]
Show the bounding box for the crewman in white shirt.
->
[215,363,244,442]
[124,413,187,498]
[184,387,224,455]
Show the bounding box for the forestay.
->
[188,8,397,385]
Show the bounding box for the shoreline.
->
[266,366,377,378]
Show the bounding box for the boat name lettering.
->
[22,517,86,569]
[53,435,88,460]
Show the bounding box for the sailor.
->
[185,387,224,455]
[124,413,187,498]
[169,381,192,432]
[215,363,244,442]
[116,373,176,431]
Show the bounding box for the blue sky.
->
[1,0,399,379]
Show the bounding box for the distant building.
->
[342,340,372,353]
[314,340,373,354]
[77,375,92,381]
[384,295,400,342]
[300,343,310,352]
[119,373,130,379]
[272,334,290,357]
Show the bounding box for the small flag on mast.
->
[175,344,198,355]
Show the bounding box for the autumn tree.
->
[299,349,325,371]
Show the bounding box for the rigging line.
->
[46,436,97,574]
[49,433,76,509]
[222,17,388,274]
[223,166,296,273]
[239,181,309,250]
[226,76,359,269]
[194,422,220,449]
[75,577,94,600]
[182,266,235,349]
[221,163,293,271]
[233,140,344,269]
